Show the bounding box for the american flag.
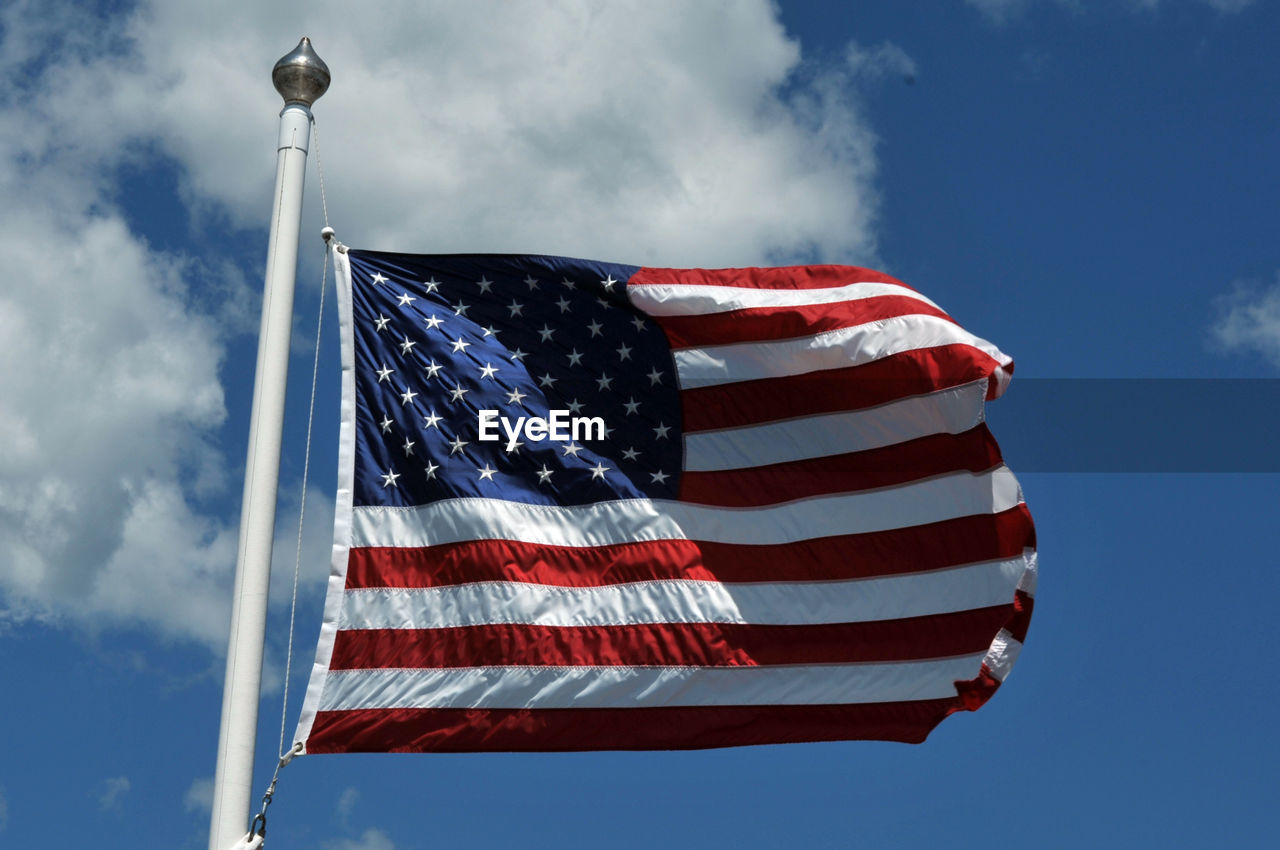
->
[294,249,1036,753]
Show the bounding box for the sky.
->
[1,0,1278,847]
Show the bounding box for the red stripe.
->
[1006,590,1034,643]
[329,605,1017,670]
[630,264,915,292]
[681,344,1007,432]
[655,296,954,350]
[345,505,1035,588]
[306,699,964,752]
[680,426,1005,507]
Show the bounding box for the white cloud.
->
[185,776,215,814]
[967,0,1254,23]
[845,41,918,84]
[325,828,396,850]
[64,0,883,266]
[97,776,132,812]
[335,787,360,822]
[1210,275,1280,368]
[0,0,888,647]
[966,0,1036,24]
[1132,0,1255,10]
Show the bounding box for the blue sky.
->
[2,1,1278,848]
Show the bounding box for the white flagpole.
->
[208,38,330,850]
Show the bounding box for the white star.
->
[451,300,469,317]
[536,465,553,484]
[400,388,418,405]
[596,297,611,310]
[507,299,524,317]
[423,460,439,479]
[600,274,618,291]
[379,415,394,433]
[566,349,584,367]
[402,438,415,456]
[478,363,498,380]
[371,272,388,285]
[477,464,497,481]
[623,397,640,415]
[563,443,582,457]
[566,398,584,415]
[424,314,444,331]
[423,410,442,428]
[376,364,394,383]
[537,373,558,388]
[506,387,527,405]
[476,276,493,293]
[504,439,524,453]
[397,292,416,306]
[448,435,469,455]
[556,296,572,313]
[374,315,390,332]
[596,374,613,391]
[653,422,670,439]
[424,359,443,379]
[621,447,640,461]
[631,315,647,332]
[616,343,632,361]
[586,319,604,338]
[482,325,499,339]
[381,469,400,487]
[561,277,576,289]
[422,277,441,293]
[524,275,539,290]
[509,348,528,363]
[399,336,417,355]
[450,337,471,353]
[448,384,469,403]
[589,462,610,480]
[538,325,555,343]
[650,470,670,484]
[647,367,664,385]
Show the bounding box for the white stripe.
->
[317,654,987,711]
[1017,548,1038,597]
[628,280,941,317]
[351,467,1024,549]
[673,314,1009,389]
[685,380,987,472]
[983,629,1024,682]
[340,556,1029,629]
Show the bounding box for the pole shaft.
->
[209,103,312,850]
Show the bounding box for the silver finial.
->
[272,37,330,107]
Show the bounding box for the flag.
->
[294,248,1036,753]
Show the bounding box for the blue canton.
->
[349,251,683,508]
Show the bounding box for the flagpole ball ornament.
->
[272,37,330,106]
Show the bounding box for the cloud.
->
[1210,275,1280,368]
[335,787,360,823]
[325,828,396,850]
[967,0,1254,23]
[185,776,215,814]
[844,41,918,85]
[97,776,131,812]
[63,0,883,266]
[1131,0,1255,10]
[0,0,888,648]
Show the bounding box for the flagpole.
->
[208,38,330,850]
